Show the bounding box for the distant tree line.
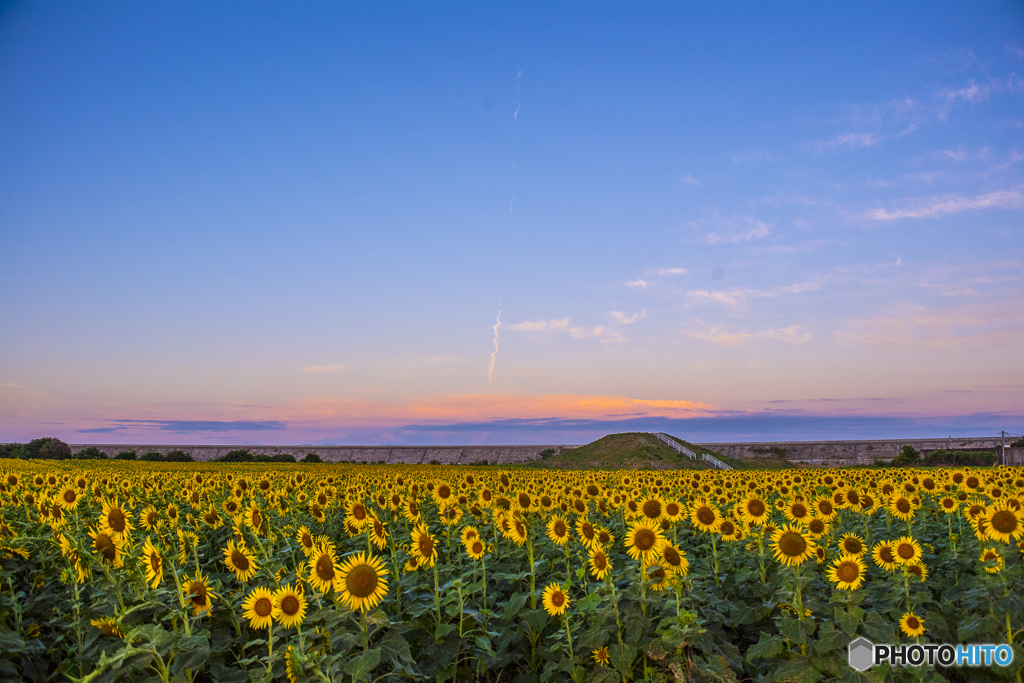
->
[887,444,996,467]
[0,440,337,464]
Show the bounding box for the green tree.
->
[301,452,323,464]
[74,446,107,460]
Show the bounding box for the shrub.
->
[164,449,193,462]
[27,438,73,460]
[0,443,25,459]
[271,453,297,463]
[923,449,995,466]
[302,452,323,464]
[891,445,920,466]
[1012,438,1024,448]
[216,449,253,463]
[252,454,272,462]
[539,448,556,459]
[115,450,137,460]
[75,446,107,460]
[139,451,164,462]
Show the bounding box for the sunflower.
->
[588,547,612,580]
[274,584,307,628]
[88,527,124,568]
[827,553,866,590]
[663,500,684,522]
[90,617,124,638]
[403,554,422,573]
[100,499,133,540]
[460,525,480,546]
[625,520,665,562]
[813,497,837,521]
[546,515,571,546]
[296,526,315,557]
[369,516,389,550]
[576,518,598,548]
[337,552,389,612]
[656,543,689,576]
[887,495,916,521]
[892,536,922,565]
[432,481,456,509]
[639,496,665,522]
[165,504,180,527]
[718,517,744,542]
[804,517,828,540]
[223,540,259,582]
[690,498,723,533]
[410,524,438,568]
[245,502,266,536]
[595,527,615,547]
[984,503,1024,543]
[56,486,80,511]
[872,541,898,571]
[771,525,816,567]
[783,499,811,525]
[346,499,371,529]
[979,547,1004,573]
[937,496,958,514]
[899,612,925,637]
[838,533,867,557]
[541,582,570,616]
[182,571,214,616]
[242,587,277,629]
[465,538,487,560]
[307,544,342,593]
[905,560,928,582]
[593,646,610,667]
[739,496,770,525]
[201,505,223,529]
[142,536,163,589]
[507,516,528,546]
[644,563,671,591]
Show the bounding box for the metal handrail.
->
[650,432,695,459]
[703,453,732,470]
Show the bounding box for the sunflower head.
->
[771,525,816,567]
[541,582,570,616]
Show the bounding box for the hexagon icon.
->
[848,637,874,672]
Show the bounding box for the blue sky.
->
[1,2,1022,445]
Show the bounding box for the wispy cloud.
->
[609,311,645,325]
[647,267,688,277]
[505,318,570,332]
[303,364,346,374]
[834,301,1024,349]
[624,278,648,289]
[704,216,770,245]
[685,324,812,347]
[682,281,819,309]
[80,419,287,434]
[681,174,700,185]
[1008,44,1024,60]
[866,189,1024,220]
[569,325,624,343]
[813,132,880,152]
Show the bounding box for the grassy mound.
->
[529,432,715,470]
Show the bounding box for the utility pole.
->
[1001,430,1006,466]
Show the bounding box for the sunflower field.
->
[0,461,1022,683]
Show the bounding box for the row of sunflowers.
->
[0,461,1022,682]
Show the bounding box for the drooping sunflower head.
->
[142,536,163,589]
[307,545,340,593]
[588,547,611,580]
[183,571,213,616]
[658,543,689,576]
[905,561,928,582]
[88,527,123,568]
[979,547,1004,573]
[411,524,437,567]
[296,526,315,557]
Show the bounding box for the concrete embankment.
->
[695,437,1016,466]
[66,443,580,464]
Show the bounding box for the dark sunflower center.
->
[720,521,736,536]
[518,493,531,508]
[255,597,272,616]
[189,583,207,606]
[554,521,566,536]
[662,546,681,566]
[747,500,765,517]
[582,523,594,539]
[966,477,979,488]
[107,509,126,532]
[896,499,911,513]
[837,562,859,582]
[791,504,807,518]
[418,535,433,556]
[808,520,824,534]
[346,564,378,598]
[906,616,919,629]
[587,485,599,497]
[991,510,1017,534]
[593,553,607,570]
[634,528,656,550]
[281,595,299,615]
[643,500,662,518]
[778,531,807,557]
[63,490,77,504]
[696,508,716,525]
[232,550,250,571]
[880,547,895,563]
[96,535,116,560]
[897,543,915,559]
[551,591,565,607]
[316,555,334,580]
[471,541,484,554]
[150,553,161,572]
[844,538,863,554]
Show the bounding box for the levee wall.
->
[694,437,1013,467]
[66,444,580,465]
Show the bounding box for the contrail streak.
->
[488,311,501,385]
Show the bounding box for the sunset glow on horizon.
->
[1,3,1022,445]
